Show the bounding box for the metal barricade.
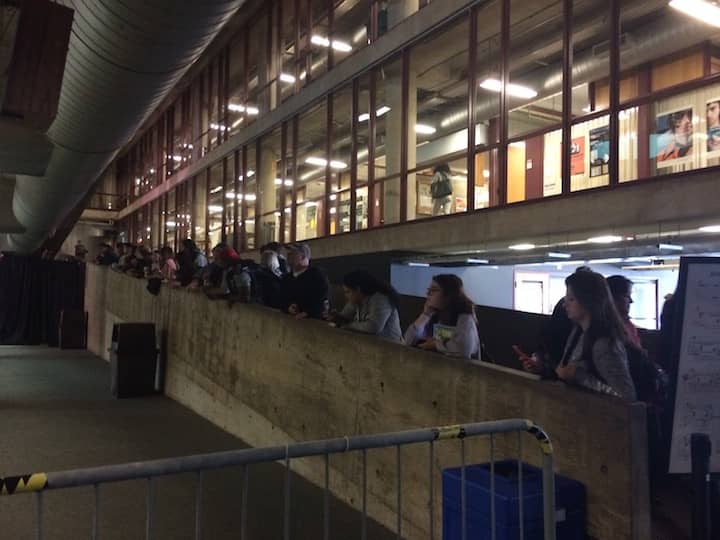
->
[0,418,556,540]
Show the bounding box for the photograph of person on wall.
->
[656,107,693,166]
[706,99,720,154]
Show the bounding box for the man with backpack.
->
[430,163,453,216]
[206,247,262,304]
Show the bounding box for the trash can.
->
[109,323,158,398]
[58,310,87,349]
[443,460,585,540]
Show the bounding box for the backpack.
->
[625,344,670,407]
[430,172,452,199]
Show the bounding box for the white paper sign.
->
[669,261,720,474]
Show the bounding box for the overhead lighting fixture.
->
[480,78,538,99]
[657,243,683,251]
[509,243,536,251]
[279,72,296,84]
[228,104,259,115]
[669,0,720,28]
[305,201,318,207]
[210,123,227,131]
[699,224,720,233]
[466,258,489,264]
[587,235,622,244]
[358,105,391,122]
[408,262,430,267]
[146,227,151,232]
[415,124,437,135]
[588,257,623,264]
[208,205,223,213]
[482,169,490,179]
[311,34,352,52]
[225,192,236,199]
[548,252,572,259]
[329,207,337,215]
[304,157,348,169]
[329,194,337,201]
[149,168,156,174]
[231,118,243,129]
[210,186,223,194]
[245,194,257,202]
[166,221,177,228]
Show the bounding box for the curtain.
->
[0,253,85,346]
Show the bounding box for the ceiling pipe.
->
[8,0,244,253]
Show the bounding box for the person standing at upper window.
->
[556,271,636,401]
[430,163,453,216]
[280,243,329,320]
[330,270,403,342]
[404,274,480,359]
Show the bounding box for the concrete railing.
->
[85,265,650,539]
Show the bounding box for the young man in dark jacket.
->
[281,243,329,319]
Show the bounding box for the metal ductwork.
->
[7,0,244,253]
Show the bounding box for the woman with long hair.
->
[404,274,479,359]
[556,270,636,400]
[331,270,403,342]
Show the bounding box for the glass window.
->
[508,0,563,140]
[474,148,497,209]
[164,190,176,251]
[308,0,329,81]
[332,0,372,60]
[243,146,258,250]
[208,163,224,249]
[259,129,283,246]
[409,15,470,220]
[475,1,501,148]
[374,55,402,224]
[295,101,328,240]
[194,174,207,254]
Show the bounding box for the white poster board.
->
[668,258,720,474]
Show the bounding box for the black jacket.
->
[280,266,329,319]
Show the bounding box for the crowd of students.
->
[95,242,657,403]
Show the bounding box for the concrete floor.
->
[0,346,394,540]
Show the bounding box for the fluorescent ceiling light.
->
[415,124,437,135]
[145,227,151,232]
[588,258,623,264]
[225,192,236,199]
[304,157,348,169]
[228,104,245,112]
[210,123,227,131]
[329,194,337,201]
[311,34,352,52]
[305,201,318,207]
[149,168,156,174]
[482,169,490,179]
[210,186,223,194]
[166,221,177,228]
[669,0,720,28]
[408,262,430,267]
[208,205,223,213]
[548,252,572,259]
[358,105,391,122]
[657,243,683,251]
[699,224,720,233]
[329,207,337,215]
[480,78,538,99]
[467,258,489,264]
[509,243,536,251]
[587,235,622,244]
[279,72,296,84]
[245,194,257,202]
[231,118,243,129]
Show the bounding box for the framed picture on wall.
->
[416,177,433,216]
[570,136,585,176]
[653,107,694,168]
[706,98,720,157]
[589,126,610,177]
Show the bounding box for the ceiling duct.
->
[6,0,244,253]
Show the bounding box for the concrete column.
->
[257,11,278,114]
[259,146,278,245]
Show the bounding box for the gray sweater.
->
[339,293,403,342]
[404,313,480,360]
[562,327,637,401]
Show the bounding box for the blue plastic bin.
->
[442,460,585,540]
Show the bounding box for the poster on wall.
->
[589,126,610,177]
[416,177,433,215]
[654,107,693,167]
[570,136,585,176]
[706,99,720,156]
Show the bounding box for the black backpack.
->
[625,344,670,407]
[430,172,453,198]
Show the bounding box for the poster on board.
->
[668,257,720,474]
[570,136,585,176]
[654,107,693,167]
[589,126,609,177]
[706,99,720,157]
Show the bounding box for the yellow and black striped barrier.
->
[525,420,555,456]
[0,473,48,496]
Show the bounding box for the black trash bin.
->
[110,323,158,398]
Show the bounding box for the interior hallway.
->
[0,346,393,540]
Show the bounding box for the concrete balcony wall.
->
[86,265,650,539]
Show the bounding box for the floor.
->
[0,346,394,540]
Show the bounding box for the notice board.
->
[668,257,720,474]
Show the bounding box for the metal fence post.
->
[195,471,204,540]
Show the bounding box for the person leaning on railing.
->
[328,270,403,343]
[554,270,637,401]
[404,274,480,360]
[280,243,330,320]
